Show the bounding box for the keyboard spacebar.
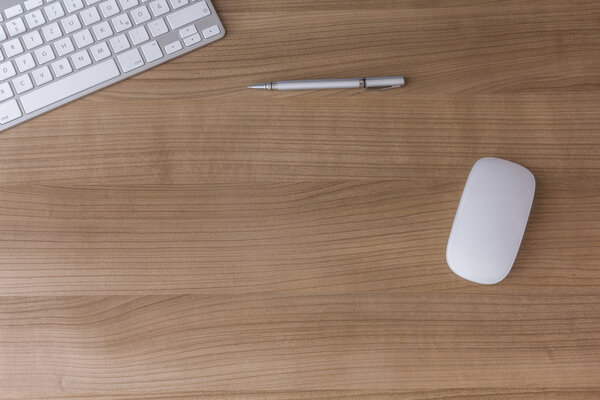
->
[20,60,120,114]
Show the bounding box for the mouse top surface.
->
[446,157,536,285]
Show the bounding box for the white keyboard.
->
[0,0,224,132]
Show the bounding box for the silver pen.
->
[248,76,405,91]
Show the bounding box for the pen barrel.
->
[275,79,361,90]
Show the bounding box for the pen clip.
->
[360,78,405,91]
[364,84,404,91]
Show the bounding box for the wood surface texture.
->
[1,0,600,398]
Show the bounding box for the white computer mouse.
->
[446,157,536,284]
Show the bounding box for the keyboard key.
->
[42,22,62,41]
[24,0,45,11]
[61,14,82,34]
[141,40,162,62]
[178,24,196,38]
[15,53,36,72]
[0,82,13,101]
[35,45,56,64]
[169,0,188,9]
[0,100,22,125]
[0,26,6,42]
[32,65,53,86]
[164,40,181,55]
[3,39,24,58]
[5,5,24,20]
[131,5,150,24]
[202,24,220,39]
[7,18,27,37]
[21,59,120,114]
[55,37,75,56]
[167,1,210,30]
[90,41,111,61]
[109,34,130,53]
[13,74,34,94]
[0,61,17,80]
[25,10,46,29]
[92,20,113,40]
[129,26,149,45]
[71,49,92,69]
[81,6,101,25]
[99,0,120,18]
[51,58,72,78]
[44,2,65,21]
[63,0,85,13]
[117,48,143,72]
[119,0,139,11]
[183,32,200,47]
[22,30,44,49]
[112,13,132,32]
[149,0,169,17]
[147,17,167,37]
[73,28,94,48]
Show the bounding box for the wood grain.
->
[1,0,599,398]
[2,295,599,393]
[0,180,598,296]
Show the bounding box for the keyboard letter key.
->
[81,7,101,26]
[42,22,62,41]
[92,21,113,40]
[3,39,24,58]
[35,45,56,64]
[99,0,119,18]
[0,61,17,80]
[51,58,73,78]
[90,42,111,61]
[13,74,34,94]
[0,82,14,102]
[131,5,151,25]
[71,49,92,69]
[32,66,53,86]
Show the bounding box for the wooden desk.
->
[1,1,599,398]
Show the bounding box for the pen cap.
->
[365,76,405,89]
